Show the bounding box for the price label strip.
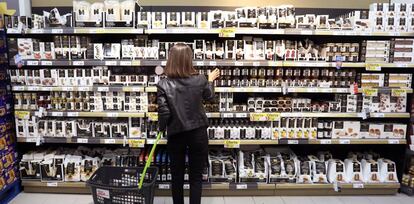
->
[224,140,241,148]
[128,139,146,148]
[250,113,269,121]
[391,89,406,97]
[147,112,158,121]
[362,88,378,97]
[15,111,30,119]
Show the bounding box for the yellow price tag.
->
[128,139,146,148]
[147,112,158,121]
[362,88,378,96]
[267,113,281,121]
[250,113,269,121]
[219,28,236,38]
[15,111,30,119]
[391,89,406,97]
[365,63,381,71]
[132,60,141,66]
[224,140,240,148]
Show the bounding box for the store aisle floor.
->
[9,192,414,204]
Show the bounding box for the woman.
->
[157,43,220,204]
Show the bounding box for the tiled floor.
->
[9,192,414,204]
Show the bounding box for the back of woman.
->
[157,43,219,204]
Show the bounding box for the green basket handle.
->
[138,131,163,189]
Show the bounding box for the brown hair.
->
[164,43,197,78]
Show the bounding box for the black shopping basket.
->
[87,132,163,204]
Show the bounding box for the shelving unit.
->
[7,3,414,197]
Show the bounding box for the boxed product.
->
[40,154,65,182]
[64,155,82,182]
[382,123,406,139]
[19,153,42,180]
[361,159,380,183]
[367,124,384,139]
[378,159,398,183]
[327,159,347,183]
[166,12,180,27]
[197,12,210,29]
[181,12,195,27]
[390,95,406,112]
[137,12,151,29]
[80,157,99,181]
[345,159,363,183]
[152,12,165,29]
[332,121,360,139]
[238,150,268,182]
[208,151,236,182]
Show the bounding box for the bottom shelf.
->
[21,181,400,196]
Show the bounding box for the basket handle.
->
[138,131,163,189]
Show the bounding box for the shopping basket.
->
[86,132,163,204]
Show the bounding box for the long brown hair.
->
[164,43,197,78]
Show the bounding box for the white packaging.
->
[104,0,121,21]
[73,1,91,21]
[298,159,313,183]
[378,159,398,182]
[120,0,135,23]
[166,12,180,27]
[181,12,195,27]
[152,12,166,29]
[332,121,360,139]
[327,159,346,183]
[93,43,104,60]
[345,159,363,183]
[197,12,210,29]
[64,155,82,182]
[391,124,406,139]
[137,12,151,28]
[361,159,380,183]
[90,3,104,23]
[309,157,328,183]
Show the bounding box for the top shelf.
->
[7,28,414,37]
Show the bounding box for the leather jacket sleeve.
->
[156,84,170,132]
[202,76,215,101]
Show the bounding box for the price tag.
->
[30,29,44,34]
[391,89,406,97]
[107,113,119,117]
[105,61,117,66]
[159,184,170,189]
[224,140,241,148]
[27,86,39,91]
[253,62,260,67]
[235,61,244,66]
[196,61,205,66]
[61,87,74,91]
[365,63,381,71]
[388,139,400,144]
[235,113,248,118]
[26,138,37,143]
[320,139,332,144]
[47,182,58,187]
[97,87,109,92]
[41,61,52,66]
[397,64,408,68]
[374,113,385,118]
[362,88,378,97]
[51,29,63,34]
[209,61,217,66]
[131,87,143,92]
[120,61,132,66]
[236,184,248,189]
[339,139,351,144]
[132,60,141,66]
[128,139,146,148]
[27,61,39,66]
[104,139,116,144]
[161,61,167,66]
[222,113,233,118]
[13,86,24,91]
[73,61,85,66]
[250,113,269,121]
[15,112,30,120]
[301,30,313,35]
[77,138,88,143]
[183,184,190,189]
[147,112,158,121]
[219,28,236,38]
[78,87,90,91]
[67,112,79,117]
[352,183,364,189]
[51,112,63,117]
[288,140,299,145]
[267,113,281,121]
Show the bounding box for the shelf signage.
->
[15,111,30,119]
[219,28,236,38]
[365,63,381,71]
[147,112,158,121]
[128,139,146,148]
[362,88,378,96]
[224,140,241,148]
[391,89,406,97]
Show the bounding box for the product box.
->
[166,12,180,27]
[40,154,65,182]
[345,159,363,183]
[327,159,347,183]
[350,11,370,31]
[152,12,165,29]
[197,12,210,29]
[390,95,407,112]
[361,159,380,183]
[368,124,383,139]
[181,12,195,27]
[332,121,360,139]
[137,12,151,29]
[378,159,398,183]
[210,10,224,28]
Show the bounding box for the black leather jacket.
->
[157,74,215,136]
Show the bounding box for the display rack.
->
[7,3,414,196]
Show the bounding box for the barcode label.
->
[97,87,109,92]
[235,62,244,66]
[339,140,351,144]
[51,112,63,116]
[353,183,364,189]
[159,184,170,189]
[320,139,332,144]
[47,182,58,187]
[104,139,116,144]
[27,61,39,66]
[120,61,132,66]
[288,140,299,145]
[209,61,217,66]
[73,61,85,66]
[105,61,117,66]
[67,112,79,117]
[236,184,248,189]
[253,62,260,66]
[77,138,88,143]
[107,113,119,117]
[51,29,63,34]
[41,61,52,66]
[196,61,205,66]
[388,139,399,144]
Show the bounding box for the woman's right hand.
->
[208,68,220,82]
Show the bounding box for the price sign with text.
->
[128,139,146,148]
[365,63,381,71]
[147,112,158,121]
[224,140,241,148]
[391,89,406,97]
[219,28,236,38]
[15,111,30,119]
[250,113,269,121]
[362,88,378,97]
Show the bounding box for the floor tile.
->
[10,193,47,204]
[310,196,343,204]
[338,196,374,204]
[282,196,316,204]
[366,195,404,204]
[253,196,284,204]
[153,196,166,204]
[395,194,414,204]
[224,196,255,204]
[202,197,225,204]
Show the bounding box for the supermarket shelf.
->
[15,110,146,118]
[21,180,399,195]
[7,28,144,35]
[17,137,405,146]
[147,112,410,119]
[12,85,146,92]
[9,59,414,68]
